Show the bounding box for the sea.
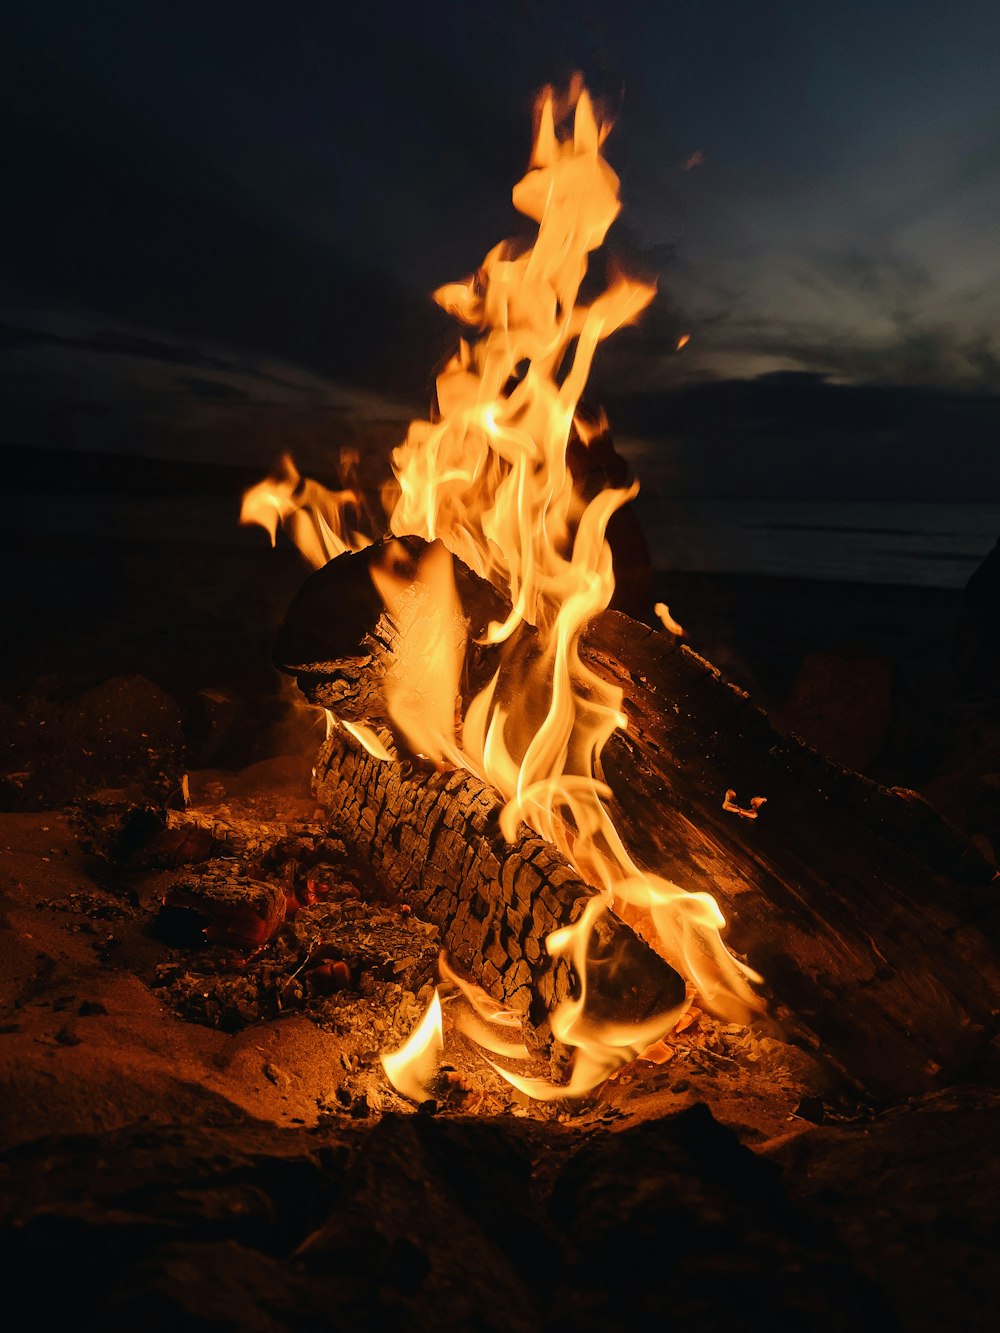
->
[15,491,1000,592]
[632,497,1000,589]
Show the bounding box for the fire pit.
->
[3,80,1000,1332]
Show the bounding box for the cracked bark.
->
[312,725,686,1037]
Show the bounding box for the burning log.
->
[587,613,1000,1099]
[313,723,687,1036]
[262,83,1000,1099]
[284,540,688,1040]
[278,540,1000,1099]
[279,536,506,732]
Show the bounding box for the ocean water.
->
[633,497,1000,589]
[15,491,1000,590]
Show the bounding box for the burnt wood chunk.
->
[160,869,287,956]
[313,726,686,1035]
[281,541,1000,1099]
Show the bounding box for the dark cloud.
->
[607,372,1000,500]
[0,322,235,372]
[807,243,934,310]
[179,376,253,403]
[0,44,451,406]
[694,308,1000,393]
[1,0,997,511]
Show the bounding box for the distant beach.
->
[1,450,984,794]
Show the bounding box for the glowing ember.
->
[723,790,768,820]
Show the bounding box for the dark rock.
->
[549,1102,881,1329]
[954,537,1000,697]
[74,788,168,862]
[297,1108,884,1331]
[183,688,244,768]
[0,1121,345,1328]
[770,1087,1000,1333]
[68,675,185,782]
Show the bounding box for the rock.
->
[954,536,1000,697]
[182,688,244,767]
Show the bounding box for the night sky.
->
[2,0,999,500]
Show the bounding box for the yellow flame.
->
[438,954,531,1062]
[380,989,444,1103]
[240,450,372,568]
[339,718,393,762]
[654,602,686,636]
[369,540,467,764]
[360,81,762,1098]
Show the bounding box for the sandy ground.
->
[0,779,821,1154]
[3,787,1000,1331]
[2,512,999,1327]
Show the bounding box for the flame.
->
[240,450,372,567]
[369,539,467,765]
[438,954,531,1062]
[339,717,393,762]
[676,333,691,351]
[368,81,761,1097]
[380,988,444,1103]
[654,602,686,636]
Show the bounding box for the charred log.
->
[587,614,1000,1098]
[312,725,686,1036]
[279,540,1000,1099]
[159,868,287,957]
[277,537,506,728]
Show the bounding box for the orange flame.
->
[371,81,761,1097]
[654,602,686,636]
[240,450,371,567]
[380,989,444,1103]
